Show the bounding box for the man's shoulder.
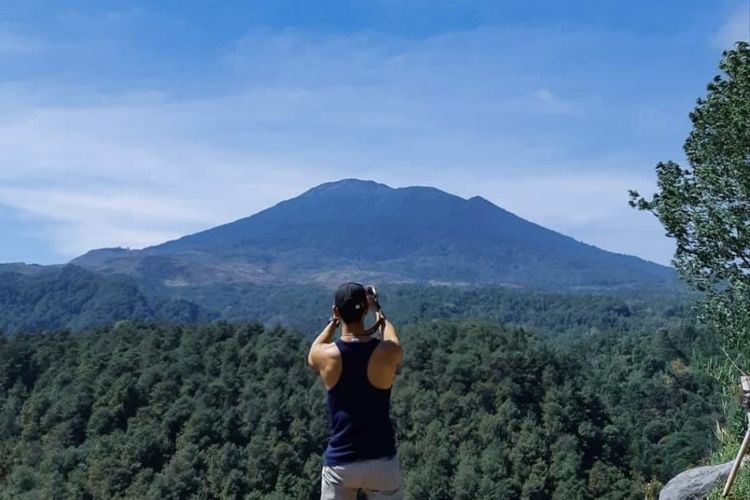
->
[375,340,402,361]
[308,341,341,370]
[377,339,401,351]
[316,342,344,366]
[315,342,341,358]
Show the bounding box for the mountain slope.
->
[72,179,675,290]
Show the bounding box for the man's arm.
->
[307,318,338,369]
[377,310,403,365]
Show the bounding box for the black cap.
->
[335,282,368,323]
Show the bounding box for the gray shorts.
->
[321,455,404,500]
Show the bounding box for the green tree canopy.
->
[630,42,750,343]
[0,320,721,499]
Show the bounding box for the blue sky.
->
[0,0,748,266]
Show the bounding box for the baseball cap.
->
[335,282,368,323]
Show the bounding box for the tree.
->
[630,42,750,345]
[0,319,720,498]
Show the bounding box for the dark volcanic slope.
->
[72,179,675,290]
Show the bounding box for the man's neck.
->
[341,321,367,337]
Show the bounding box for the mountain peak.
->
[72,179,676,290]
[302,179,393,197]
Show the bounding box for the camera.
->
[366,285,380,310]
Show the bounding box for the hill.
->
[0,265,216,334]
[71,179,677,291]
[0,264,690,338]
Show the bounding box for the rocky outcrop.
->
[659,460,735,500]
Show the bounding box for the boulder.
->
[659,460,736,500]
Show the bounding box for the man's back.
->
[323,338,396,465]
[307,282,404,500]
[313,337,402,391]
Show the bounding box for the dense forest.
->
[0,319,720,499]
[0,266,216,334]
[0,264,694,342]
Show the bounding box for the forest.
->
[0,263,694,342]
[0,317,721,499]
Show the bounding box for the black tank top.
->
[323,338,397,465]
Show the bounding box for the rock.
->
[659,460,736,500]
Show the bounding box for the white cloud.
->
[489,173,675,266]
[0,95,333,256]
[0,24,694,264]
[713,4,750,49]
[0,26,45,55]
[532,89,576,114]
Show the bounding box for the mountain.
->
[0,262,58,275]
[71,179,676,290]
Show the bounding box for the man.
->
[307,282,404,500]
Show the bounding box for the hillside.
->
[71,179,677,291]
[0,265,216,334]
[0,264,690,338]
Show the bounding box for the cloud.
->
[0,92,333,257]
[713,4,750,49]
[0,22,701,264]
[530,88,581,115]
[492,173,675,266]
[0,26,45,55]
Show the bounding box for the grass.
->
[706,432,750,499]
